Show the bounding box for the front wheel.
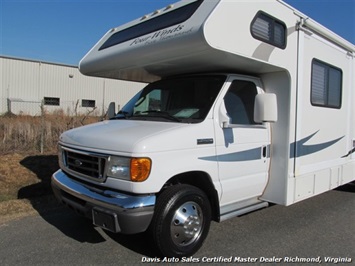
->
[150,184,211,257]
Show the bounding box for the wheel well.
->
[161,171,220,222]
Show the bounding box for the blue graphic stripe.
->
[290,131,344,158]
[199,131,344,162]
[199,147,263,162]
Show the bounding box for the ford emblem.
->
[74,159,83,166]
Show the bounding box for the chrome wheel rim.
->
[170,201,203,246]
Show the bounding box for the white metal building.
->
[0,56,144,116]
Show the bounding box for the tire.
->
[150,184,212,257]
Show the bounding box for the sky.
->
[1,0,354,66]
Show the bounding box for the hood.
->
[59,120,203,155]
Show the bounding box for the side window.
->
[311,59,342,109]
[251,11,287,49]
[82,99,96,108]
[224,80,258,125]
[43,97,60,106]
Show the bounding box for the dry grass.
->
[0,152,61,221]
[0,113,100,221]
[1,113,99,154]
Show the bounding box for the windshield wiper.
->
[134,110,181,122]
[110,110,130,119]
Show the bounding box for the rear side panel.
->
[292,28,354,202]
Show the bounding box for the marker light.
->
[130,158,152,182]
[165,4,174,10]
[152,10,161,16]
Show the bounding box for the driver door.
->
[216,76,270,207]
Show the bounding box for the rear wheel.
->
[151,184,211,257]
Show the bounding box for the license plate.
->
[92,208,120,233]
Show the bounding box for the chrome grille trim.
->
[60,146,109,183]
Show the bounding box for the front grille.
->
[62,148,107,182]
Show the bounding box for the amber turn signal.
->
[130,158,152,182]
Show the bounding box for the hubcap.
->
[170,201,203,246]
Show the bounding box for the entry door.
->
[215,77,270,207]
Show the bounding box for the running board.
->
[220,201,269,222]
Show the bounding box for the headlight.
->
[107,156,130,180]
[57,145,66,169]
[107,156,151,182]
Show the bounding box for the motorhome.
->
[52,0,355,257]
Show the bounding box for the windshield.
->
[117,75,226,123]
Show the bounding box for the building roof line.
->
[0,55,78,69]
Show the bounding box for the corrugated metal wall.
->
[1,56,145,115]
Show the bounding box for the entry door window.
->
[224,80,258,125]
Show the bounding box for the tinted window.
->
[120,75,226,123]
[251,11,287,49]
[99,0,203,50]
[311,59,342,108]
[44,97,60,106]
[224,80,258,125]
[82,99,96,108]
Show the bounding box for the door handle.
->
[262,146,267,158]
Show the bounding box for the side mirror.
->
[254,93,278,123]
[107,102,116,119]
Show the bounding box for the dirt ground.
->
[0,114,102,223]
[0,152,61,222]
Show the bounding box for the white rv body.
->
[52,0,354,257]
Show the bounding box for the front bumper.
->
[51,169,156,234]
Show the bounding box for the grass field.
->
[0,113,99,221]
